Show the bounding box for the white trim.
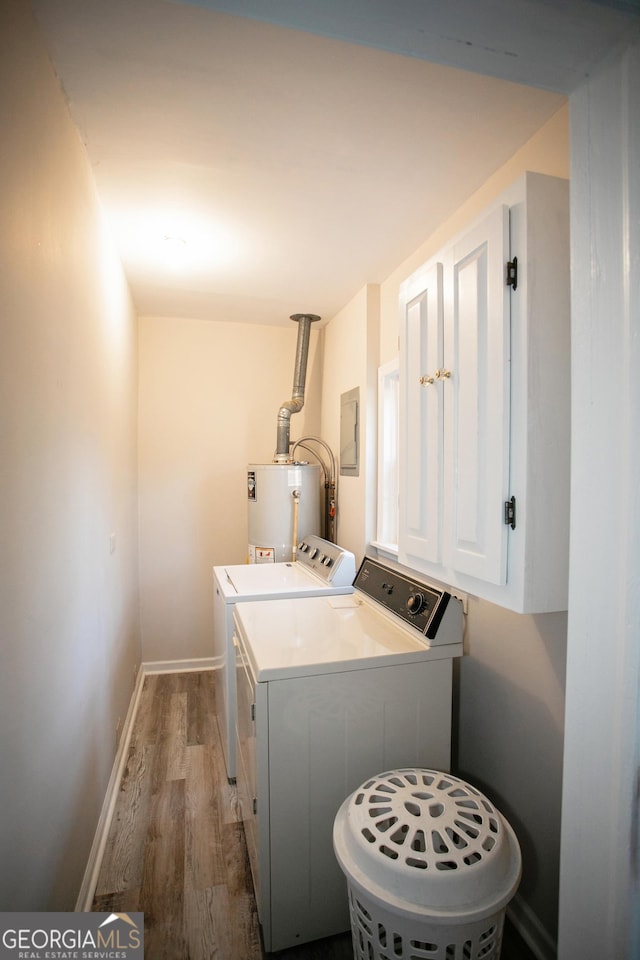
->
[508,893,556,960]
[74,665,146,911]
[142,656,218,674]
[375,356,399,550]
[369,539,399,560]
[75,657,219,910]
[560,41,640,960]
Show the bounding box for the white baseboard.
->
[507,892,557,960]
[75,657,219,911]
[142,656,218,674]
[75,664,146,911]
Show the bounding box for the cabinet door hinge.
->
[506,257,518,290]
[504,496,516,530]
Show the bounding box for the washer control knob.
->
[309,548,318,559]
[406,592,425,615]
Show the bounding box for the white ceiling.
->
[30,0,638,326]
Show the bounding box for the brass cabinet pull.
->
[420,369,452,385]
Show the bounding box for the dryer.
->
[233,554,464,952]
[213,534,355,780]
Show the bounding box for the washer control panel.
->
[354,557,451,639]
[296,535,356,586]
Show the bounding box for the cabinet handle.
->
[420,369,452,385]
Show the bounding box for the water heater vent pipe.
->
[274,313,320,463]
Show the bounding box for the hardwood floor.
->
[92,671,537,960]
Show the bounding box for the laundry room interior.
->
[2,2,638,960]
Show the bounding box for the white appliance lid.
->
[215,561,348,601]
[234,594,461,682]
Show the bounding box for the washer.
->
[233,554,464,953]
[213,534,355,781]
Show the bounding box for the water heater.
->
[247,463,320,562]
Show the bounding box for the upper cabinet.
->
[399,172,570,613]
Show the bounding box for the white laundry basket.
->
[333,769,522,960]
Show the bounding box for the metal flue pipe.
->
[274,313,320,462]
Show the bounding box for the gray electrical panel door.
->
[340,387,359,476]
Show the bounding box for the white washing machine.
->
[233,554,464,953]
[213,534,355,781]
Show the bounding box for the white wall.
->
[324,107,571,956]
[137,314,322,662]
[320,285,379,563]
[455,602,567,953]
[378,104,570,365]
[0,0,139,910]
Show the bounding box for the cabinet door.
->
[449,204,510,584]
[399,261,444,564]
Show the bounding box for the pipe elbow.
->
[274,313,320,460]
[279,397,304,418]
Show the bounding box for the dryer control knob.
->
[406,592,425,615]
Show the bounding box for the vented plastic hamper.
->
[333,769,521,960]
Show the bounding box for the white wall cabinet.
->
[399,172,570,613]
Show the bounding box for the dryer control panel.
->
[354,557,452,640]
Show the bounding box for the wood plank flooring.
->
[92,671,351,959]
[92,671,538,960]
